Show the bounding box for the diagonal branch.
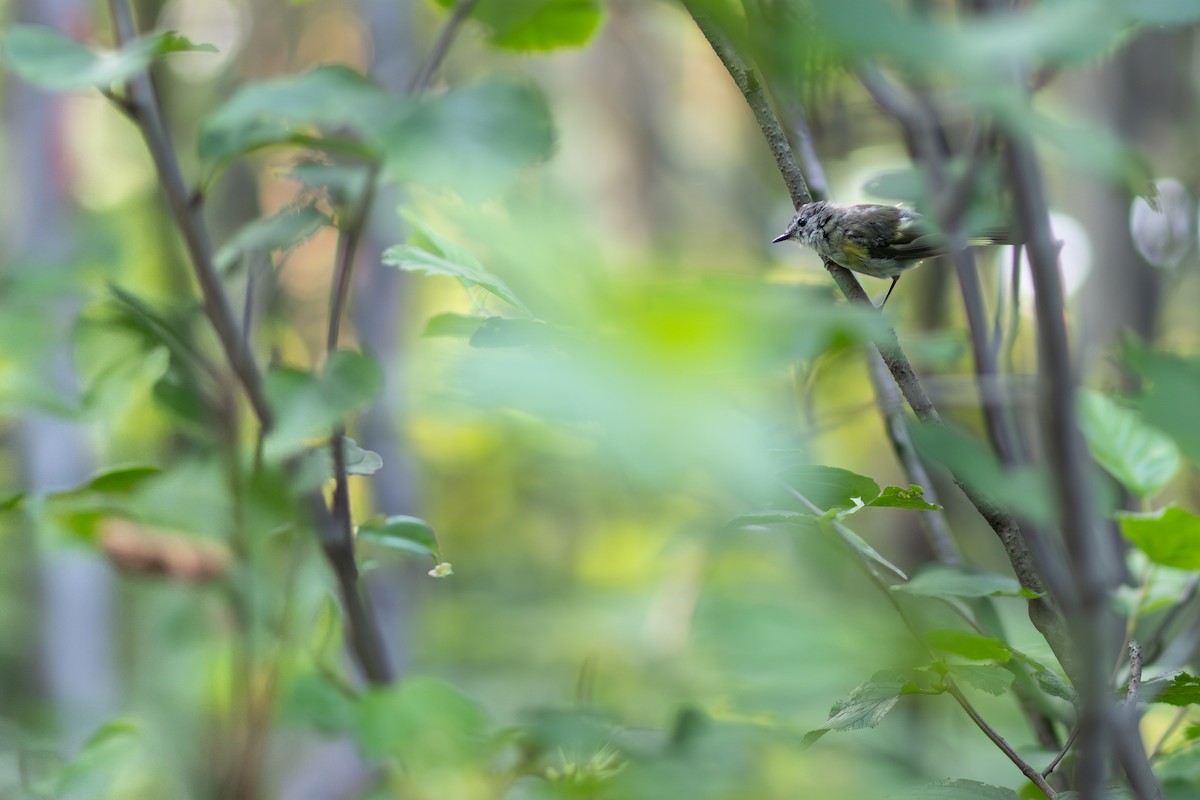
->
[106,0,273,431]
[408,0,483,94]
[681,3,1074,672]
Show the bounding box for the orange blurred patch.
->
[99,519,232,582]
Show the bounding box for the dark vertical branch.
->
[1004,130,1155,798]
[322,165,391,685]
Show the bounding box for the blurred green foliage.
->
[4,0,1200,798]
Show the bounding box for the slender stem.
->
[106,0,273,431]
[1149,707,1188,760]
[326,167,380,353]
[866,351,961,564]
[316,162,392,684]
[949,685,1057,798]
[408,0,482,94]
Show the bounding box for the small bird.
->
[772,201,1009,307]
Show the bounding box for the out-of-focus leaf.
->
[423,312,488,339]
[383,80,555,198]
[433,0,603,51]
[812,0,1126,76]
[1080,389,1181,497]
[286,159,371,203]
[384,214,530,312]
[86,465,161,494]
[341,437,382,476]
[355,676,488,763]
[832,523,907,580]
[1023,111,1154,202]
[264,350,384,461]
[887,779,1019,800]
[199,66,394,164]
[776,465,880,512]
[925,630,1012,663]
[215,205,330,274]
[1126,341,1200,464]
[1148,672,1200,706]
[947,665,1013,696]
[912,423,1055,525]
[1034,670,1076,703]
[3,26,215,91]
[1117,506,1200,570]
[895,565,1038,599]
[1129,0,1200,24]
[358,515,440,561]
[279,672,356,735]
[725,510,819,531]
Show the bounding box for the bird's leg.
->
[877,276,900,309]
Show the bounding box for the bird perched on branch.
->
[772,201,1011,307]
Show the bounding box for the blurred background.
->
[1,0,1199,798]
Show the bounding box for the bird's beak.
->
[771,232,789,244]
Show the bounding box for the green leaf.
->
[1079,389,1181,497]
[1149,672,1200,706]
[1154,742,1200,781]
[382,80,555,198]
[198,66,395,164]
[895,565,1038,599]
[1033,670,1076,703]
[358,515,440,561]
[887,779,1019,800]
[280,672,356,735]
[423,313,489,339]
[947,664,1014,696]
[263,350,384,461]
[831,522,907,580]
[912,423,1055,524]
[866,485,942,511]
[85,465,161,494]
[1128,0,1200,24]
[1126,341,1200,464]
[355,676,488,763]
[777,464,880,512]
[341,437,382,476]
[383,214,530,312]
[434,0,603,51]
[3,26,215,91]
[925,630,1012,663]
[1117,506,1200,570]
[725,510,818,530]
[215,205,330,274]
[803,670,908,746]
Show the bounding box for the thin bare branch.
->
[408,0,482,94]
[950,685,1058,799]
[106,0,273,431]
